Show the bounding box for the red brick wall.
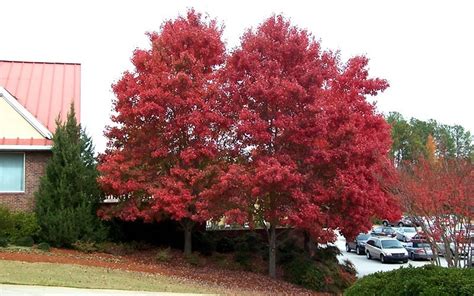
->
[0,151,51,211]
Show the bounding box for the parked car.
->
[371,226,397,237]
[411,232,427,241]
[346,233,371,255]
[382,216,416,227]
[395,227,418,242]
[455,224,473,239]
[437,242,472,257]
[405,240,433,260]
[365,237,409,263]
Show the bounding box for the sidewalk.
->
[0,284,210,296]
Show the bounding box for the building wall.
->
[0,151,50,211]
[0,97,44,139]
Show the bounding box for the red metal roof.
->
[0,138,53,146]
[0,60,81,133]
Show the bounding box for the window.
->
[375,240,382,248]
[357,234,370,240]
[0,153,25,192]
[381,240,403,249]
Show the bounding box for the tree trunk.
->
[268,224,277,279]
[182,219,194,256]
[303,231,310,254]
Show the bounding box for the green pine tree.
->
[35,105,106,246]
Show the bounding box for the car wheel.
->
[346,244,351,252]
[366,251,371,259]
[383,221,389,226]
[356,246,361,255]
[403,259,408,263]
[398,222,404,227]
[380,254,386,264]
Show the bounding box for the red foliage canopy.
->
[99,12,400,245]
[201,16,399,241]
[98,10,227,224]
[399,157,473,222]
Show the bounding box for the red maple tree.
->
[99,12,399,274]
[202,15,399,278]
[98,10,227,255]
[397,156,473,267]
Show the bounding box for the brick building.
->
[0,60,81,211]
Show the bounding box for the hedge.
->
[345,265,474,296]
[0,206,39,244]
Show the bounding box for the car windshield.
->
[357,234,370,240]
[385,228,395,233]
[403,227,416,233]
[381,240,403,249]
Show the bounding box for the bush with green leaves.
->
[35,105,107,247]
[280,243,356,294]
[345,265,474,296]
[72,241,99,253]
[230,232,265,270]
[36,242,51,251]
[283,255,325,291]
[14,236,35,247]
[233,250,252,270]
[155,248,172,262]
[193,232,215,256]
[0,207,13,238]
[0,237,8,247]
[184,253,203,267]
[215,237,235,253]
[0,206,39,242]
[10,211,40,241]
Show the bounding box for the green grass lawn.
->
[0,260,217,294]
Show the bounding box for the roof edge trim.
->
[0,86,53,139]
[0,60,80,65]
[0,145,52,151]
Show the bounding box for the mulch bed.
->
[0,247,324,295]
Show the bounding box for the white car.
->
[365,237,409,263]
[395,227,418,242]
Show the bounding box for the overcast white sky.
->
[2,0,473,152]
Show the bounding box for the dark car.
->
[405,240,433,260]
[346,233,371,255]
[371,226,397,237]
[382,216,417,227]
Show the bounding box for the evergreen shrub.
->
[35,105,107,247]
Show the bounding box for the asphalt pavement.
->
[334,234,447,277]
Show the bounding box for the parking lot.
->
[334,233,448,277]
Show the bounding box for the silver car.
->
[365,237,409,263]
[405,241,433,260]
[395,227,418,242]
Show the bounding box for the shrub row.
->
[193,231,266,256]
[280,243,356,294]
[345,265,474,296]
[0,206,39,244]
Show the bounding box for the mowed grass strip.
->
[0,260,216,294]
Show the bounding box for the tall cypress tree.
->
[35,105,106,246]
